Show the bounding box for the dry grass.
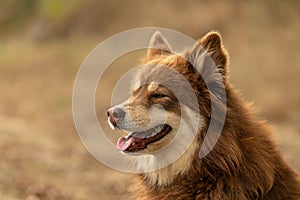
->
[0,1,299,199]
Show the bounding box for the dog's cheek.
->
[127,105,152,127]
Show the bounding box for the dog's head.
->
[107,31,228,172]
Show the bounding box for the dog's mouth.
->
[116,124,172,152]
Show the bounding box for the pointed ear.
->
[186,31,228,78]
[148,31,172,58]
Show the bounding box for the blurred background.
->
[0,0,299,199]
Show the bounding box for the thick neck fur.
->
[132,86,300,200]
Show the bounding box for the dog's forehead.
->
[134,66,169,90]
[147,82,159,92]
[132,79,160,93]
[133,80,141,91]
[131,55,189,92]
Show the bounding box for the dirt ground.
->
[0,1,299,199]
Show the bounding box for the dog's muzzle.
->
[107,106,125,129]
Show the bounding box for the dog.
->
[107,31,300,199]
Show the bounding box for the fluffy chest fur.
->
[107,31,300,199]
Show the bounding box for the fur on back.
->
[118,31,300,199]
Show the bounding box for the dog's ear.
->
[148,31,172,58]
[186,31,228,79]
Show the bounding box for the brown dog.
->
[107,31,300,199]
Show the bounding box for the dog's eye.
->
[150,93,168,99]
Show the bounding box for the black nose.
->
[107,107,125,119]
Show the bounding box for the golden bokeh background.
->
[0,1,299,199]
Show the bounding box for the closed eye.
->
[150,93,169,99]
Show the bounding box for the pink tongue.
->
[116,136,143,151]
[117,137,134,151]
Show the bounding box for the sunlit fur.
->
[125,105,203,186]
[110,31,300,199]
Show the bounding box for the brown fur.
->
[131,89,300,199]
[112,31,300,199]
